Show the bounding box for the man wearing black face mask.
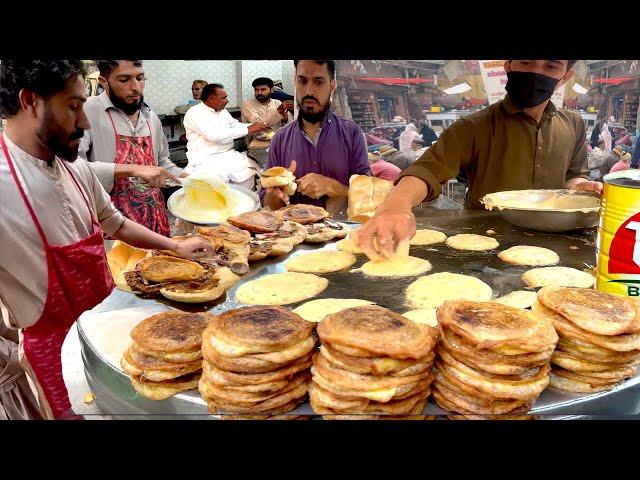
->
[79,60,185,235]
[353,60,603,261]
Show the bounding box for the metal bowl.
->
[480,189,601,232]
[167,184,261,226]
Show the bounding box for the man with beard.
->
[241,77,293,135]
[353,60,603,260]
[183,82,269,188]
[79,60,184,236]
[0,60,212,419]
[260,60,369,210]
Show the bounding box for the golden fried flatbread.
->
[137,255,204,283]
[317,305,438,360]
[285,250,357,274]
[319,344,431,376]
[304,220,349,243]
[494,291,538,309]
[121,347,202,382]
[313,352,432,392]
[277,204,329,224]
[130,312,212,354]
[199,371,309,404]
[538,287,638,336]
[438,300,558,354]
[160,265,239,303]
[206,306,314,356]
[202,354,312,384]
[235,272,329,306]
[410,229,447,246]
[556,337,640,364]
[532,300,640,352]
[311,367,433,403]
[130,341,202,363]
[433,379,531,415]
[293,299,375,323]
[446,234,499,251]
[406,272,493,309]
[201,360,294,392]
[227,210,283,233]
[129,372,201,400]
[550,350,639,373]
[437,350,550,400]
[202,339,315,374]
[201,380,308,414]
[440,336,548,377]
[498,246,559,266]
[548,371,620,393]
[522,267,595,288]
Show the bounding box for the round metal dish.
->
[166,184,260,226]
[481,189,601,232]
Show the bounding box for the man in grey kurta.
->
[79,60,183,235]
[79,91,183,192]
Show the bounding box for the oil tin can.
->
[596,170,640,297]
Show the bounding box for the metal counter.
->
[68,207,640,418]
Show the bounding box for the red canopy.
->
[357,77,434,86]
[593,77,634,85]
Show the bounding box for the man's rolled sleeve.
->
[88,161,116,193]
[397,118,475,202]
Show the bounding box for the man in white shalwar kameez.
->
[183,83,269,189]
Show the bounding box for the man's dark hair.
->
[0,60,87,118]
[201,83,224,102]
[97,60,143,78]
[567,60,577,69]
[252,77,274,89]
[293,60,336,79]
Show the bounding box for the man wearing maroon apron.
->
[79,60,185,236]
[0,60,212,419]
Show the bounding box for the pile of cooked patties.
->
[124,224,250,303]
[432,300,558,420]
[198,306,317,419]
[227,204,348,262]
[310,305,437,419]
[121,311,212,400]
[532,287,640,393]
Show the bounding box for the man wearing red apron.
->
[0,60,212,419]
[79,60,185,236]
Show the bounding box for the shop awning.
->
[357,77,434,86]
[593,77,634,85]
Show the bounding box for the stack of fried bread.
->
[199,306,316,418]
[121,312,212,400]
[532,287,640,393]
[310,305,437,419]
[433,301,557,419]
[259,166,297,196]
[227,210,307,261]
[276,204,348,243]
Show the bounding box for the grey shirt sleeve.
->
[80,126,117,193]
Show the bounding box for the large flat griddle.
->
[74,208,640,418]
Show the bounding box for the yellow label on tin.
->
[597,174,640,297]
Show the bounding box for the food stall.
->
[61,196,640,419]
